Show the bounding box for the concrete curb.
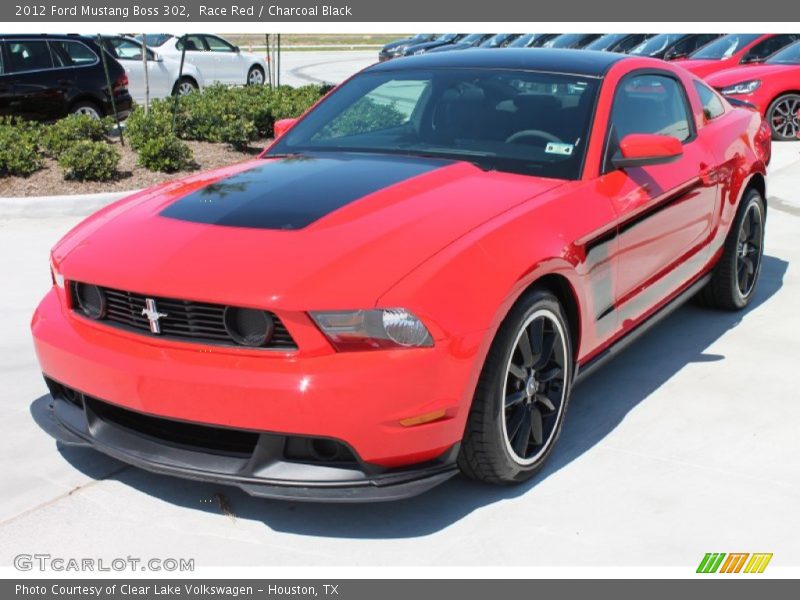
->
[0,189,141,219]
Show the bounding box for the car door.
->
[0,41,14,117]
[202,35,244,84]
[105,37,171,102]
[5,39,73,120]
[600,71,720,326]
[176,35,215,83]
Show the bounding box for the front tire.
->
[766,93,800,140]
[698,188,765,310]
[459,288,573,484]
[172,76,198,96]
[247,65,265,86]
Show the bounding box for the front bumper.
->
[32,288,480,469]
[45,383,459,502]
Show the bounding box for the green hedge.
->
[131,83,330,150]
[58,141,120,181]
[0,83,331,180]
[0,117,45,177]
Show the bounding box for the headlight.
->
[310,308,433,351]
[50,258,64,289]
[414,49,427,55]
[720,80,761,95]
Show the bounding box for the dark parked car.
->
[0,34,132,121]
[584,33,655,53]
[478,34,523,48]
[507,34,560,48]
[628,33,723,60]
[378,34,437,61]
[400,34,466,56]
[426,34,494,53]
[542,33,605,49]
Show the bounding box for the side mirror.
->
[665,49,687,60]
[612,134,683,169]
[740,55,763,64]
[273,118,298,139]
[152,52,163,62]
[233,45,241,53]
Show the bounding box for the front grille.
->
[86,397,259,456]
[69,283,297,350]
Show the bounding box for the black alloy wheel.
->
[502,310,567,464]
[735,199,764,299]
[459,288,573,484]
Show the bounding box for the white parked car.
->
[138,33,267,86]
[99,36,204,103]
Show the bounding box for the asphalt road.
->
[278,50,377,86]
[0,143,798,569]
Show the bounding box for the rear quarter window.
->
[50,41,98,67]
[693,80,726,120]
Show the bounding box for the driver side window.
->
[605,73,692,171]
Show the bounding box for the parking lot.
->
[0,130,798,568]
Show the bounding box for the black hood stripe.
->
[160,153,451,230]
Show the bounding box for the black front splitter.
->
[44,392,459,503]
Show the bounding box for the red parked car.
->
[707,41,800,140]
[32,49,771,501]
[679,34,800,78]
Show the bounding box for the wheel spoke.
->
[511,408,532,456]
[538,365,561,382]
[535,393,556,413]
[533,332,556,370]
[508,363,527,381]
[507,405,526,439]
[505,390,527,408]
[518,330,534,368]
[530,407,544,446]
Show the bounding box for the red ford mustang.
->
[706,40,800,140]
[32,49,771,502]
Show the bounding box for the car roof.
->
[365,48,628,77]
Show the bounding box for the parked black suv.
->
[0,34,132,121]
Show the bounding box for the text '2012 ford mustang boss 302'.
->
[32,49,771,502]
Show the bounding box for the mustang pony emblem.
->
[141,299,168,334]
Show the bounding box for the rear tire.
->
[458,288,573,484]
[70,101,103,119]
[697,188,765,310]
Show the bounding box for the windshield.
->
[766,41,800,64]
[584,34,626,51]
[266,68,599,180]
[482,34,512,47]
[544,34,586,48]
[435,34,459,43]
[136,33,173,47]
[690,34,760,59]
[630,34,681,56]
[509,34,536,48]
[461,34,489,44]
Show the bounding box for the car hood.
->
[706,63,796,86]
[54,154,565,309]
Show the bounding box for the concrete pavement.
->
[0,144,798,568]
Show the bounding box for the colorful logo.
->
[697,553,773,574]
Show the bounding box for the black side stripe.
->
[585,178,703,255]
